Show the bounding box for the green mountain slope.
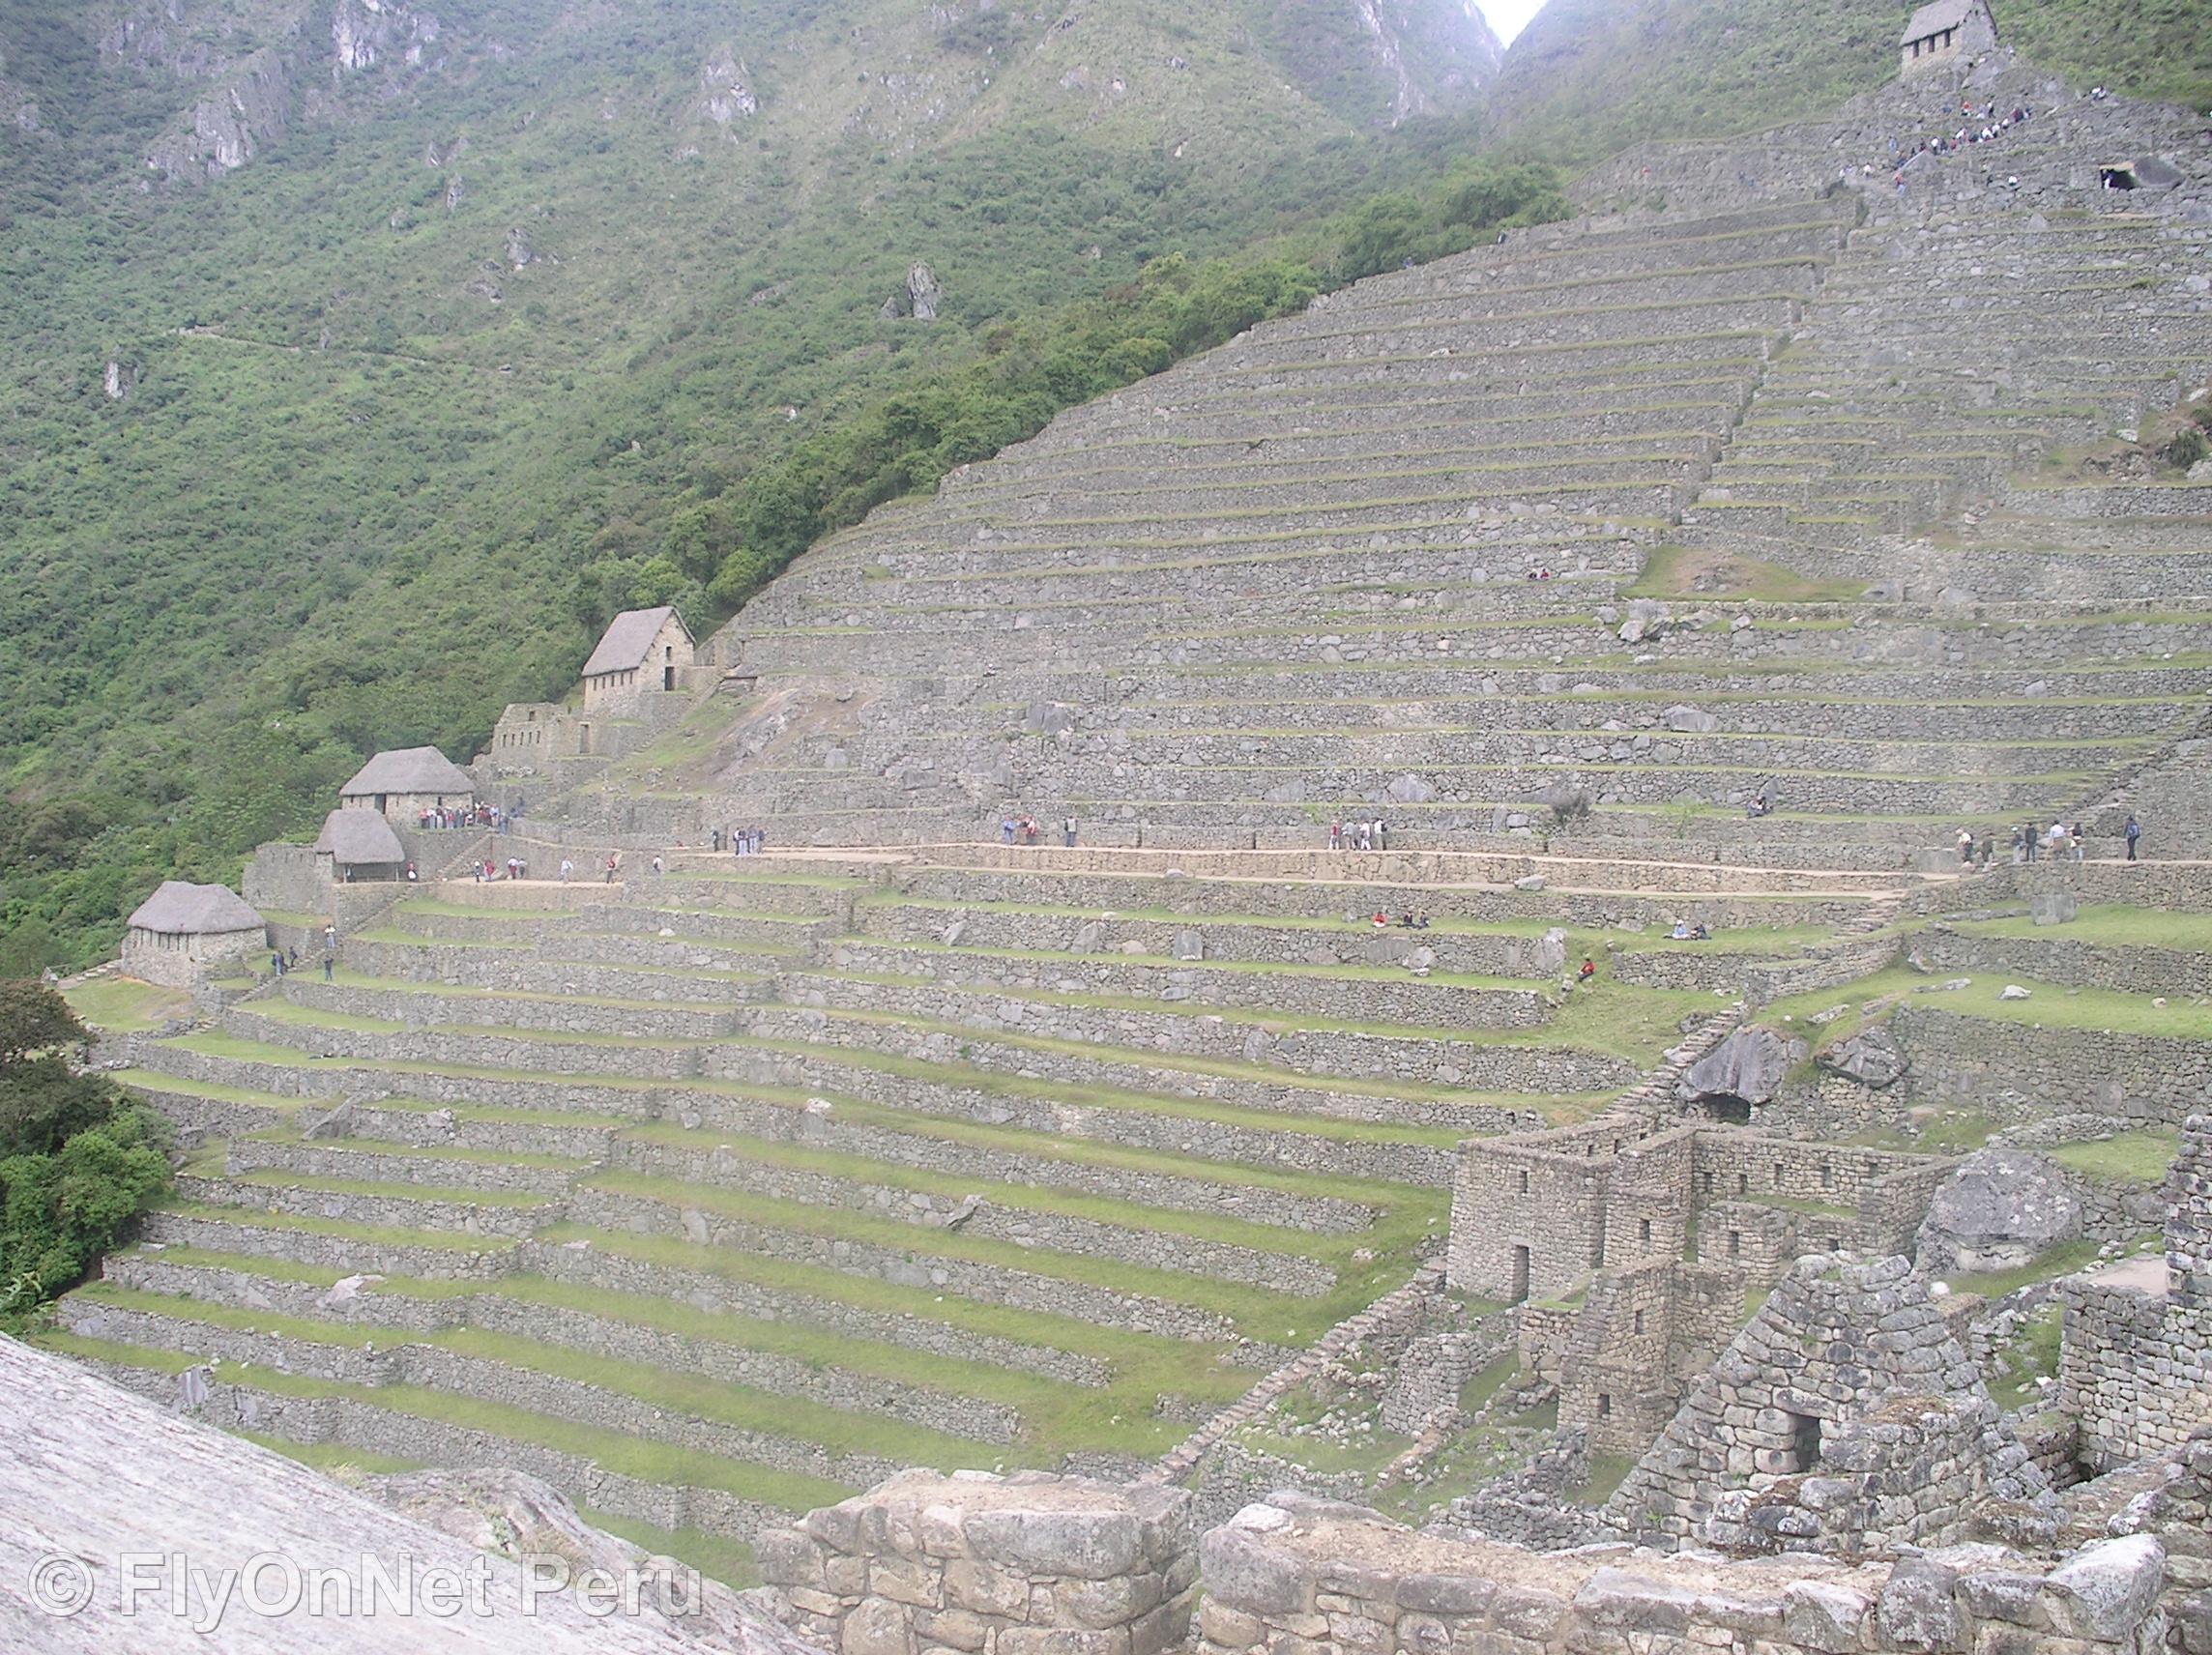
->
[0,0,1517,969]
[1484,0,2212,165]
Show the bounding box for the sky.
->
[1479,0,1546,45]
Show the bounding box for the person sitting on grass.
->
[1578,958,1597,983]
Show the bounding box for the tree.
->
[0,980,172,1318]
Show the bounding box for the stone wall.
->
[759,1471,1195,1655]
[1195,1490,2168,1655]
[2058,1116,2212,1471]
[1895,1006,2212,1125]
[243,841,333,915]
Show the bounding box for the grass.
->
[38,1333,855,1511]
[2047,1131,2181,1187]
[1625,542,1864,603]
[1950,904,2212,950]
[66,976,193,1032]
[1989,1302,2064,1414]
[1941,1239,2109,1298]
[1764,964,2212,1043]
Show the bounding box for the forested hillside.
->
[0,0,1527,971]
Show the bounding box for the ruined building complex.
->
[24,30,2212,1655]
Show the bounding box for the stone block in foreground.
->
[761,1470,1195,1655]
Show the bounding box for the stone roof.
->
[127,881,263,936]
[1902,0,1976,43]
[339,746,475,798]
[582,605,688,679]
[312,808,406,866]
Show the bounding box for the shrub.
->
[2165,425,2208,470]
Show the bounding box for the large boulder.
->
[1816,1025,1908,1089]
[1385,772,1438,804]
[1665,704,1720,734]
[1677,1027,1792,1109]
[2030,890,2078,926]
[1916,1148,2083,1274]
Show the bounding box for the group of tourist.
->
[713,827,767,856]
[1954,814,2145,866]
[1329,820,1391,851]
[1368,911,1432,929]
[418,802,513,830]
[1885,100,2033,193]
[473,856,531,881]
[266,946,334,982]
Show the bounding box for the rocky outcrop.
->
[881,263,943,323]
[1817,1025,1908,1089]
[1678,1025,1792,1108]
[1916,1148,2083,1273]
[700,49,757,125]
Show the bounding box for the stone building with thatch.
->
[312,807,407,882]
[338,746,476,820]
[121,882,266,986]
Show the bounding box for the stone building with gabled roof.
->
[1900,0,1997,77]
[580,605,693,711]
[338,745,476,819]
[122,881,266,987]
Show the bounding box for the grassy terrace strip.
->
[144,1030,1501,1148]
[65,977,193,1031]
[148,1200,520,1253]
[30,1333,857,1512]
[827,937,1550,991]
[575,1170,1427,1340]
[1766,964,2212,1042]
[851,893,1834,954]
[752,975,1706,1063]
[323,969,764,1005]
[249,1429,761,1587]
[68,1284,1006,1469]
[107,1248,1195,1445]
[1947,904,2212,948]
[524,1226,1260,1450]
[207,1170,559,1209]
[614,1122,1421,1261]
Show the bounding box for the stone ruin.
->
[1602,1253,2048,1556]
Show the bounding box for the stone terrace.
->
[51,839,1889,1566]
[651,162,2212,865]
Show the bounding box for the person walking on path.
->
[652,854,664,877]
[2126,814,2141,860]
[322,955,334,982]
[1062,815,1077,849]
[560,857,573,883]
[604,852,620,884]
[1328,821,1342,851]
[2023,820,2038,863]
[1958,828,1973,866]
